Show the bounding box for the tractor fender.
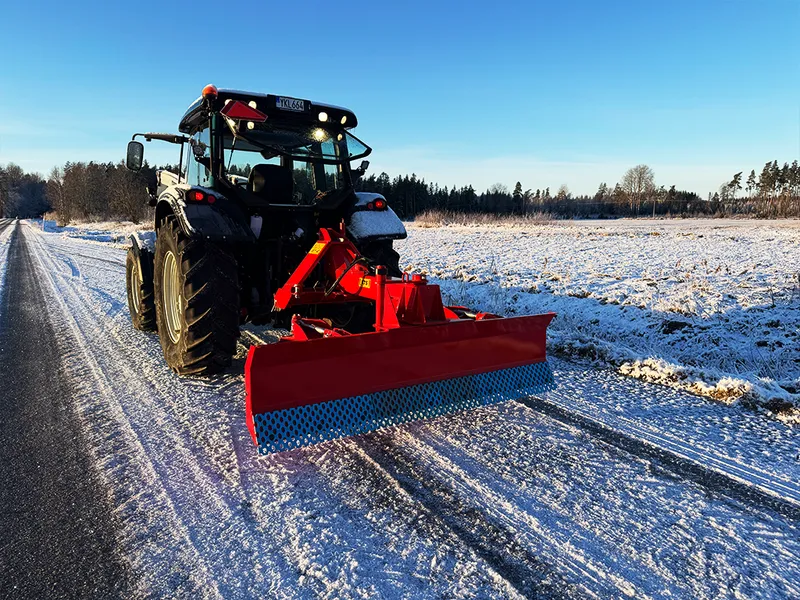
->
[155,184,255,244]
[347,192,407,243]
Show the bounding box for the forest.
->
[1,159,799,223]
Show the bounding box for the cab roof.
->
[179,88,359,134]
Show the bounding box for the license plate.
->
[276,97,306,112]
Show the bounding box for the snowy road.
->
[1,219,799,599]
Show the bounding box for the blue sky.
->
[1,0,797,196]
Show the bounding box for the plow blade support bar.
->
[245,313,555,453]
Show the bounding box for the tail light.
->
[187,190,216,204]
[366,199,387,211]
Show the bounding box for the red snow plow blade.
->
[245,314,554,453]
[244,226,556,454]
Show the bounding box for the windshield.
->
[222,128,364,204]
[221,120,370,204]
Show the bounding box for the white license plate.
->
[276,97,306,112]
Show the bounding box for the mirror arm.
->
[132,132,190,145]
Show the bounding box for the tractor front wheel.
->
[125,246,156,331]
[153,216,240,375]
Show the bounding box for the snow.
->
[348,193,406,241]
[41,218,153,247]
[16,217,800,598]
[397,218,800,422]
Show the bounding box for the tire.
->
[126,246,156,331]
[153,216,240,375]
[359,240,402,277]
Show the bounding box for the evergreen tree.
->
[728,172,742,200]
[746,170,757,196]
[512,181,523,213]
[594,182,608,201]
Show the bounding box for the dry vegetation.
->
[414,210,555,228]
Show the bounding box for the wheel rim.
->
[130,262,142,315]
[163,251,182,344]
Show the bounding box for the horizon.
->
[1,0,798,197]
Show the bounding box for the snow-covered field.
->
[4,217,799,598]
[398,219,800,423]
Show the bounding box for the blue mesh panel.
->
[253,361,555,454]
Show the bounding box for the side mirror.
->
[359,160,370,173]
[126,141,144,172]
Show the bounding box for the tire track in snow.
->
[354,429,655,599]
[518,395,800,521]
[293,440,532,599]
[229,412,539,599]
[401,402,800,599]
[401,414,685,598]
[347,439,587,599]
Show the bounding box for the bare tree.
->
[109,163,147,223]
[619,164,655,214]
[46,167,68,224]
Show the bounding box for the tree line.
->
[355,166,708,219]
[356,161,800,219]
[1,159,798,223]
[717,160,800,218]
[0,161,154,224]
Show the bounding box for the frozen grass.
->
[398,219,800,422]
[414,210,555,228]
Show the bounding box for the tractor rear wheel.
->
[126,246,156,331]
[153,216,240,375]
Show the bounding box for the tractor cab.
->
[178,86,371,211]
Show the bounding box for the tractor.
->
[126,85,554,453]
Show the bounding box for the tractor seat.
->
[248,164,293,204]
